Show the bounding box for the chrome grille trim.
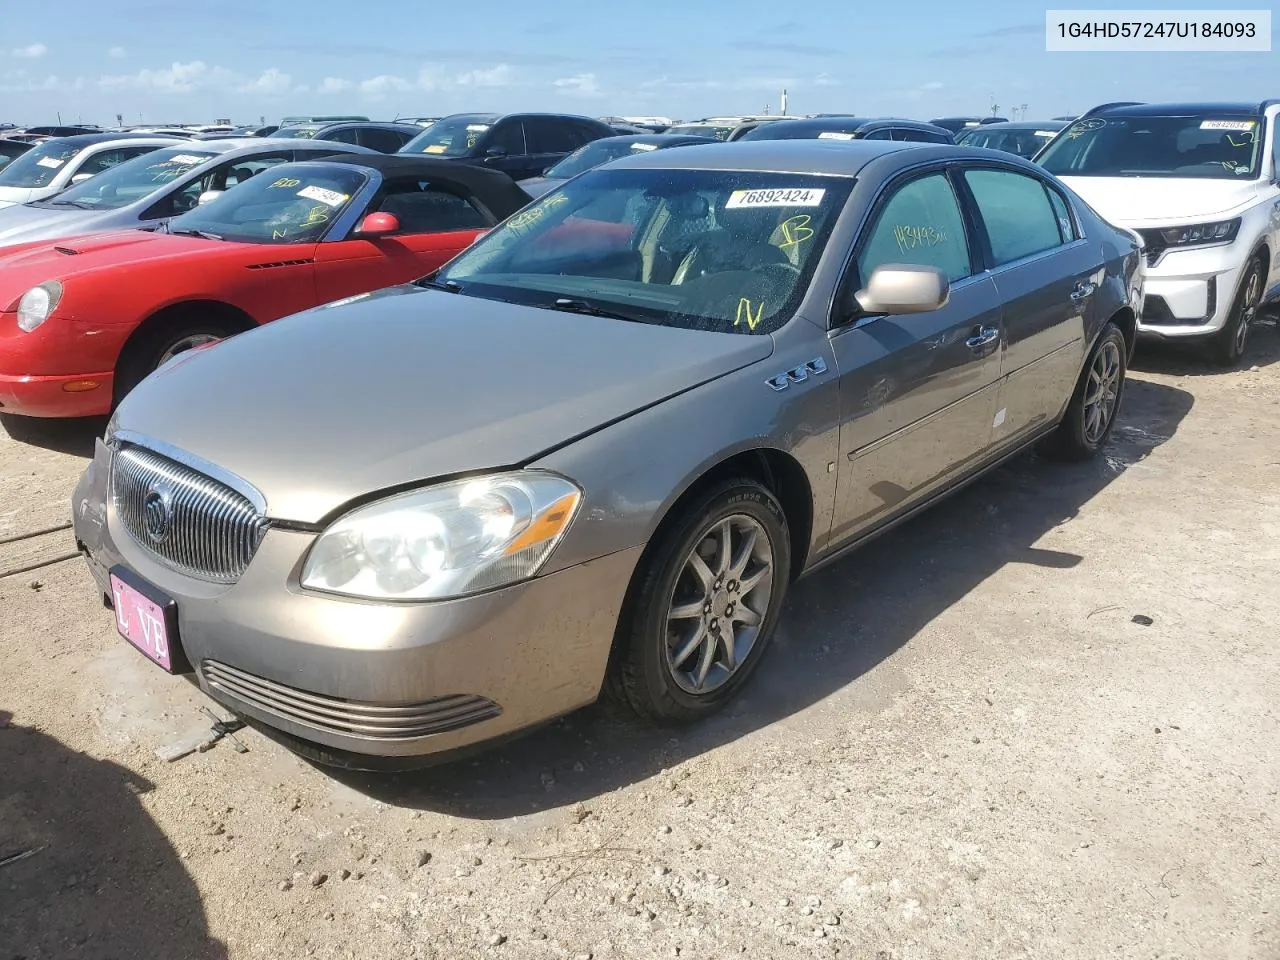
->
[111,444,269,583]
[201,660,502,740]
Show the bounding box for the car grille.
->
[110,443,269,583]
[201,660,502,740]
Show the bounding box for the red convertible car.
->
[0,154,532,417]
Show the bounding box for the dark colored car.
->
[518,133,719,197]
[398,112,617,181]
[930,116,1009,134]
[271,121,424,153]
[10,125,102,139]
[72,139,1140,767]
[738,117,955,144]
[956,120,1070,158]
[0,138,33,171]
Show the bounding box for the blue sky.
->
[2,0,1276,126]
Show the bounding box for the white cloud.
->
[642,74,797,93]
[455,63,513,88]
[553,73,601,98]
[358,74,413,99]
[11,43,48,59]
[98,60,233,93]
[923,80,946,90]
[0,72,71,92]
[108,46,127,60]
[318,76,353,94]
[238,67,294,96]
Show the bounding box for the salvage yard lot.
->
[2,337,1279,960]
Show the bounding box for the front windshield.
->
[545,140,661,179]
[167,164,368,243]
[38,147,217,210]
[434,168,852,336]
[273,126,322,139]
[0,139,86,188]
[400,116,495,156]
[667,124,734,141]
[959,127,1060,158]
[1037,114,1263,179]
[0,142,31,171]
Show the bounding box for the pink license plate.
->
[110,572,174,672]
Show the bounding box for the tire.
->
[1039,321,1127,462]
[114,316,238,407]
[609,478,792,724]
[1209,258,1263,367]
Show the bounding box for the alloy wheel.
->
[158,334,222,367]
[1083,339,1122,444]
[665,514,774,695]
[1235,269,1261,355]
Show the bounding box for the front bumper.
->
[1135,241,1247,341]
[72,438,643,761]
[0,369,114,418]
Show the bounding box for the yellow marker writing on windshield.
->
[778,214,813,249]
[735,298,763,330]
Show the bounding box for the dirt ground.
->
[2,329,1278,960]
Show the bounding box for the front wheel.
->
[1039,322,1127,461]
[609,478,791,724]
[114,317,237,407]
[1210,259,1262,367]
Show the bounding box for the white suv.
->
[1036,100,1280,365]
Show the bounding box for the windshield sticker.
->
[465,124,490,132]
[1201,120,1255,131]
[734,298,764,330]
[726,188,826,209]
[893,224,948,253]
[36,157,66,169]
[269,176,302,189]
[777,214,814,250]
[424,144,448,154]
[296,185,348,207]
[817,131,856,140]
[163,154,208,166]
[1034,130,1057,137]
[630,142,658,151]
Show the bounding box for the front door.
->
[829,169,1003,546]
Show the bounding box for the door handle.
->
[1070,281,1096,302]
[965,326,999,350]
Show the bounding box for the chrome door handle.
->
[1071,281,1096,301]
[965,326,999,350]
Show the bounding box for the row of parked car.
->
[1,96,1274,769]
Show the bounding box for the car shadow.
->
[0,412,106,458]
[0,710,227,959]
[1130,313,1279,375]
[330,376,1195,819]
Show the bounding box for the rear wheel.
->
[114,315,239,407]
[1210,258,1263,367]
[609,478,791,724]
[1039,322,1127,461]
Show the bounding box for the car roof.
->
[199,138,374,157]
[308,152,534,217]
[588,133,719,147]
[1093,101,1261,117]
[602,138,939,176]
[31,131,186,147]
[302,121,425,134]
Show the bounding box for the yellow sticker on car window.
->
[424,144,448,154]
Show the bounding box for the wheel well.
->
[1109,305,1137,358]
[663,448,814,582]
[117,300,257,375]
[1251,242,1270,282]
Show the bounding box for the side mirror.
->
[484,146,508,158]
[70,173,94,184]
[354,212,400,237]
[197,190,223,206]
[854,264,950,315]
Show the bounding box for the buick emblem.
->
[143,487,174,543]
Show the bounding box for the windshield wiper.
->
[548,297,643,322]
[45,198,96,209]
[169,227,224,241]
[416,277,462,293]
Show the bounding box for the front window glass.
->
[1037,114,1262,179]
[434,168,852,335]
[545,140,659,179]
[167,165,367,243]
[858,173,971,283]
[400,116,496,156]
[37,147,217,210]
[0,139,86,188]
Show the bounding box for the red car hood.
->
[0,230,289,306]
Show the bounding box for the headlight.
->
[300,471,582,600]
[16,280,64,333]
[1156,218,1241,249]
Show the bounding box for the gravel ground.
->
[2,330,1278,960]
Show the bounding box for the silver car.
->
[0,138,376,249]
[0,133,183,209]
[72,140,1142,768]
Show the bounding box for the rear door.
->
[312,177,492,302]
[523,118,585,180]
[957,165,1093,447]
[828,166,1004,545]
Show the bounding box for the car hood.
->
[518,177,564,198]
[1059,176,1263,223]
[0,203,115,249]
[115,285,775,524]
